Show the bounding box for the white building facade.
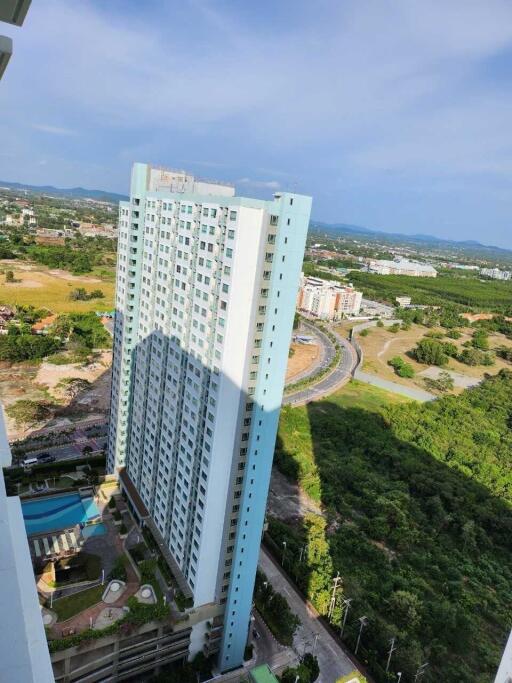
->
[108,163,311,671]
[368,258,437,277]
[496,630,512,683]
[298,275,362,319]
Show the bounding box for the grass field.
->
[53,583,105,622]
[352,322,512,394]
[276,381,409,501]
[0,261,115,313]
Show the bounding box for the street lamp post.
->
[354,616,368,655]
[397,673,402,683]
[340,597,352,639]
[282,541,287,566]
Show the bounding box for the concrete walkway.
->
[354,370,435,401]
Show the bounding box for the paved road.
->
[288,321,334,385]
[259,547,360,683]
[284,326,358,406]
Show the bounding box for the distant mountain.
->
[0,180,128,204]
[310,221,512,257]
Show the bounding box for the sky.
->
[1,0,512,247]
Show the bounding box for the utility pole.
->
[414,662,429,682]
[327,572,341,620]
[340,597,352,639]
[354,616,368,655]
[386,637,397,672]
[299,544,307,563]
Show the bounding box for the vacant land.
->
[0,352,112,440]
[0,261,115,313]
[285,342,319,382]
[353,323,512,394]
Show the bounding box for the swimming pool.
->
[22,493,101,536]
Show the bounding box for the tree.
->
[424,370,454,393]
[6,399,54,427]
[412,339,448,366]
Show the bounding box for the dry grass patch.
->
[357,323,512,394]
[0,261,114,313]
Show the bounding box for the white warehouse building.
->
[368,258,437,277]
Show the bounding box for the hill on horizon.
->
[310,220,512,259]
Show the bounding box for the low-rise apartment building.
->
[297,275,362,319]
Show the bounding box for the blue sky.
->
[1,0,512,247]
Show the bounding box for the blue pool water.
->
[82,523,106,539]
[22,493,101,535]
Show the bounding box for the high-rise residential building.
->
[108,163,311,670]
[0,3,54,681]
[297,274,362,319]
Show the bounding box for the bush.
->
[459,348,495,367]
[388,356,415,378]
[108,497,116,509]
[119,523,127,535]
[360,328,370,337]
[109,555,127,582]
[388,323,401,333]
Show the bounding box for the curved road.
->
[284,324,358,406]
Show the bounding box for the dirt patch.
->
[268,468,322,522]
[286,342,319,382]
[36,351,112,393]
[48,269,102,283]
[4,278,44,288]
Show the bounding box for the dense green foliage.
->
[281,653,320,682]
[0,331,61,362]
[254,570,300,645]
[349,271,512,312]
[272,374,512,682]
[25,237,115,274]
[412,339,450,365]
[51,312,111,350]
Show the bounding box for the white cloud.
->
[238,178,280,190]
[32,124,76,136]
